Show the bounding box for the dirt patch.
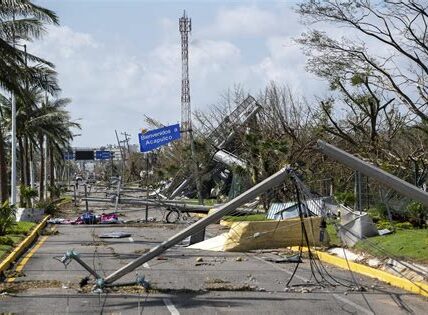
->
[134,248,150,255]
[204,278,229,284]
[205,283,257,291]
[4,270,26,279]
[0,280,64,294]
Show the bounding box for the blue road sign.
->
[139,123,180,153]
[96,150,112,160]
[64,152,74,160]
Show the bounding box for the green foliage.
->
[34,198,58,215]
[0,201,16,236]
[367,204,388,222]
[0,236,14,246]
[350,73,366,86]
[19,185,38,208]
[355,230,428,263]
[7,221,36,235]
[48,184,66,199]
[223,213,270,222]
[376,220,394,231]
[394,222,413,230]
[326,220,342,247]
[334,191,355,207]
[406,202,428,228]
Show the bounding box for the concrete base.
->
[15,208,45,222]
[338,205,378,246]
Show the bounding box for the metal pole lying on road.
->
[103,165,291,285]
[317,140,428,207]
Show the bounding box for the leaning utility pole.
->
[121,132,131,155]
[179,10,203,205]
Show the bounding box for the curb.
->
[0,215,50,276]
[291,246,428,298]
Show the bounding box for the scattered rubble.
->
[4,270,26,278]
[41,227,59,235]
[0,280,64,294]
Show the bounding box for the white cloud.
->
[213,6,279,37]
[29,4,326,147]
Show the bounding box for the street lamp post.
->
[10,94,17,206]
[10,44,27,206]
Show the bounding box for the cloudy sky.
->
[31,0,327,147]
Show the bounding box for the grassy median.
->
[355,229,428,263]
[0,222,36,260]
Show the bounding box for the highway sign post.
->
[64,152,75,160]
[138,123,180,153]
[95,150,112,160]
[138,124,180,222]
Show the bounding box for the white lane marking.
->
[252,255,374,314]
[332,294,374,315]
[163,298,180,315]
[143,262,150,269]
[128,237,134,242]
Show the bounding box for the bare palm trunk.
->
[24,136,30,186]
[39,135,45,201]
[29,142,35,189]
[18,137,25,187]
[0,127,9,202]
[49,145,54,197]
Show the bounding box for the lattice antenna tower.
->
[179,10,192,139]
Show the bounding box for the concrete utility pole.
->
[103,165,292,285]
[317,140,428,207]
[121,132,131,155]
[115,130,125,179]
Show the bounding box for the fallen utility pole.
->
[103,165,291,285]
[83,196,258,215]
[317,140,428,207]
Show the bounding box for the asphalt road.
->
[1,202,427,314]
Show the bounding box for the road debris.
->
[99,231,131,238]
[48,212,120,225]
[205,283,257,291]
[134,248,150,255]
[156,256,168,260]
[263,254,302,263]
[41,227,59,236]
[4,270,25,278]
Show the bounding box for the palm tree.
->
[0,0,59,91]
[31,97,80,199]
[0,0,59,201]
